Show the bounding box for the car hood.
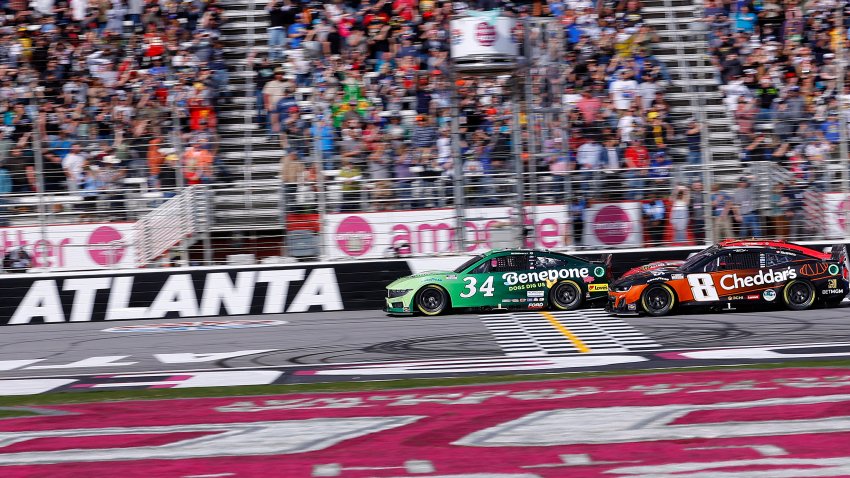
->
[614,262,685,288]
[620,260,685,279]
[386,270,454,289]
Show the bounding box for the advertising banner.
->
[326,205,570,260]
[823,192,850,239]
[582,201,644,248]
[0,223,136,271]
[449,13,518,61]
[0,261,413,326]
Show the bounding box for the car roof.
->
[716,240,830,260]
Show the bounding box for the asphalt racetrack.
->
[4,303,850,384]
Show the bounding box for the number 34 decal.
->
[460,276,495,298]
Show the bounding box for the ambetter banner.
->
[823,192,850,239]
[0,223,136,271]
[582,201,643,248]
[326,205,570,260]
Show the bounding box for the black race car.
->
[608,240,850,316]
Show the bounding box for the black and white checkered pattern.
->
[481,309,660,356]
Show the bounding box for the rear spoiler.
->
[830,244,850,281]
[590,254,614,282]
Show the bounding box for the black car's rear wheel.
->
[783,280,815,311]
[641,284,676,317]
[416,285,449,316]
[551,281,583,311]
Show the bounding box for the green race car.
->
[385,249,611,315]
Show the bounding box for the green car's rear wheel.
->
[551,281,583,311]
[416,285,449,316]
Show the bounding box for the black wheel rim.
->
[556,283,577,307]
[788,283,811,306]
[647,288,670,311]
[420,288,443,312]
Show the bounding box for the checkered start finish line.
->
[5,367,850,477]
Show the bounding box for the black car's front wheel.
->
[551,280,583,311]
[641,284,676,317]
[783,280,815,311]
[416,285,449,316]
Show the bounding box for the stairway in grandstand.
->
[640,0,744,181]
[214,0,285,231]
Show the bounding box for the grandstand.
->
[0,0,848,271]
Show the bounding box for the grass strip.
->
[2,359,850,408]
[0,409,39,419]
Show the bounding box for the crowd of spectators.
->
[0,0,229,219]
[0,0,841,247]
[709,0,848,182]
[262,0,695,215]
[705,0,850,242]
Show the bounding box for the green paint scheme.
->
[385,249,610,315]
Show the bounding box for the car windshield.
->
[680,246,718,272]
[454,254,485,273]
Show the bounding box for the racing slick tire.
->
[783,280,816,311]
[551,280,583,311]
[641,284,676,317]
[415,285,450,316]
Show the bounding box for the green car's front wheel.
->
[416,285,449,316]
[551,280,583,311]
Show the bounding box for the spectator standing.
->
[280,151,304,215]
[183,141,214,185]
[42,151,67,194]
[337,157,362,212]
[61,143,86,193]
[685,119,703,166]
[767,183,790,239]
[732,176,762,238]
[263,69,288,134]
[669,186,690,244]
[249,54,276,125]
[643,191,666,246]
[711,184,734,241]
[689,180,707,243]
[624,138,649,200]
[266,0,296,61]
[610,70,639,111]
[94,155,127,220]
[576,136,602,193]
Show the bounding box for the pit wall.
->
[1,243,839,326]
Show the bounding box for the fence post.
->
[29,93,49,270]
[511,83,526,248]
[450,63,466,254]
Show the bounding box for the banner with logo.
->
[823,193,850,239]
[0,223,136,271]
[326,205,570,260]
[449,15,518,60]
[582,202,644,248]
[0,261,413,326]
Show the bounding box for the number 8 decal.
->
[687,273,719,301]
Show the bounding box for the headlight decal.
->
[387,289,412,299]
